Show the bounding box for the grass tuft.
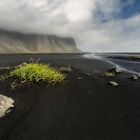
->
[0,74,9,81]
[10,63,65,85]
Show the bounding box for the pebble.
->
[78,77,82,80]
[85,73,92,76]
[109,81,119,87]
[130,75,139,80]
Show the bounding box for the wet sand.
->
[0,54,140,140]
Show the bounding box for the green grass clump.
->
[0,74,9,81]
[10,63,65,84]
[0,75,6,81]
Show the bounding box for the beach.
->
[0,53,140,140]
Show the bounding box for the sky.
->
[0,0,140,52]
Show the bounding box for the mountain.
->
[0,30,81,53]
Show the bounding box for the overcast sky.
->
[0,0,140,52]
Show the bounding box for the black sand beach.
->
[0,54,140,140]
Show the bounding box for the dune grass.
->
[10,63,65,84]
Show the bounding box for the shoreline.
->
[0,54,140,140]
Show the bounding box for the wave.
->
[84,53,140,74]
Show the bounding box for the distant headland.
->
[0,29,82,53]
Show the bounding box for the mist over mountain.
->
[0,30,81,53]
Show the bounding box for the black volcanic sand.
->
[0,54,140,140]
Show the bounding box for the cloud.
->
[0,0,140,52]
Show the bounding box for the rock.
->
[0,67,11,70]
[0,94,14,118]
[5,67,11,70]
[103,68,121,78]
[14,62,27,68]
[60,66,72,73]
[84,73,92,76]
[108,81,119,87]
[78,77,82,80]
[130,75,139,80]
[137,74,140,79]
[109,68,122,74]
[103,72,115,77]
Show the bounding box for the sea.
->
[84,53,140,74]
[0,53,140,74]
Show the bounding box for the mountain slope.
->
[0,30,81,53]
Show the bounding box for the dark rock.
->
[78,77,82,80]
[109,68,122,74]
[103,72,115,77]
[60,66,72,73]
[130,75,139,80]
[84,73,92,76]
[14,62,27,68]
[108,81,119,87]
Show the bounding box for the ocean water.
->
[0,53,140,74]
[84,53,140,74]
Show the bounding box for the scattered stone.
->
[5,67,11,70]
[15,62,27,68]
[60,66,72,73]
[108,81,119,87]
[84,73,92,76]
[130,75,139,80]
[0,94,14,118]
[137,74,140,79]
[109,68,122,74]
[0,67,11,70]
[103,68,122,77]
[103,72,115,77]
[78,77,82,80]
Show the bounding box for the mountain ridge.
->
[0,29,81,53]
